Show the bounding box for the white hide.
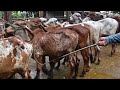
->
[44,18,61,26]
[0,39,14,62]
[16,39,33,56]
[63,23,84,27]
[83,18,118,37]
[39,17,47,23]
[45,18,57,24]
[82,17,91,22]
[14,38,33,68]
[82,17,119,52]
[0,37,33,69]
[60,21,70,27]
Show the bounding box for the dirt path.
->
[54,45,120,79]
[15,45,120,79]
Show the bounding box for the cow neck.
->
[38,24,47,32]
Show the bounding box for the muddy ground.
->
[15,45,120,79]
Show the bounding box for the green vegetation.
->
[0,11,4,18]
[12,11,26,18]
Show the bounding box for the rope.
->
[35,43,98,66]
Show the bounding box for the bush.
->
[12,11,26,18]
[0,11,4,18]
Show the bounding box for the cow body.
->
[0,37,33,79]
[30,28,79,79]
[82,18,119,64]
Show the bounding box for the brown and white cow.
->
[0,36,33,79]
[25,19,92,78]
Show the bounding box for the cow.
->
[0,36,33,79]
[0,19,34,79]
[82,12,104,22]
[44,18,61,27]
[82,17,120,65]
[25,23,80,79]
[4,20,34,41]
[26,19,92,78]
[69,13,82,24]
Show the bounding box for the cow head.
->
[5,20,34,42]
[69,13,82,24]
[26,18,47,32]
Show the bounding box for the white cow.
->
[82,18,119,64]
[39,17,47,23]
[44,18,61,26]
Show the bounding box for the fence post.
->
[4,11,12,27]
[66,11,71,21]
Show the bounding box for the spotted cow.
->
[0,36,33,79]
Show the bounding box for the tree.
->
[0,11,4,18]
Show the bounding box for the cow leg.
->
[96,49,101,65]
[110,44,117,57]
[80,48,90,77]
[89,47,94,63]
[18,68,31,79]
[7,72,16,79]
[62,58,66,65]
[35,55,45,79]
[54,57,62,70]
[94,46,101,65]
[62,56,69,66]
[68,54,75,79]
[55,56,68,70]
[48,57,55,79]
[35,64,40,79]
[55,60,61,70]
[42,56,50,75]
[93,46,98,63]
[73,53,80,79]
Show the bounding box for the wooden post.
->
[81,11,84,19]
[39,11,44,17]
[4,11,12,22]
[4,11,12,28]
[66,11,71,21]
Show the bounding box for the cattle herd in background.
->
[0,11,120,79]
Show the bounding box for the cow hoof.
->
[63,77,67,79]
[62,62,65,65]
[80,74,84,77]
[91,61,95,64]
[34,76,39,79]
[109,54,112,57]
[80,73,85,77]
[47,74,53,79]
[72,75,77,79]
[96,62,100,65]
[47,77,53,79]
[86,68,90,72]
[55,67,61,71]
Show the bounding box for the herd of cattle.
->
[0,12,120,79]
